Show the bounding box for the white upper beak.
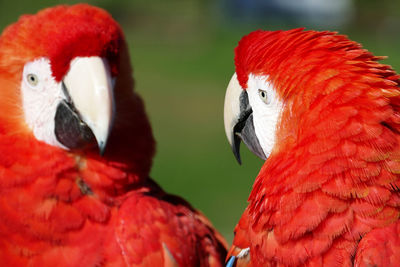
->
[224,73,243,147]
[63,57,115,152]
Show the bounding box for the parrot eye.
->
[27,74,39,86]
[258,89,270,104]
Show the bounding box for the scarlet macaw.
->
[0,4,227,266]
[224,29,400,266]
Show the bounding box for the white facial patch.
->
[21,57,67,148]
[246,74,283,158]
[237,247,250,258]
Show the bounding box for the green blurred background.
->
[1,0,399,244]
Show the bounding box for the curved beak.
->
[56,57,115,155]
[223,73,266,164]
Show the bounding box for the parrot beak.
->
[55,57,115,155]
[224,73,266,164]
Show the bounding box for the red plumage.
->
[0,4,226,266]
[228,29,400,266]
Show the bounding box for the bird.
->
[0,4,227,266]
[223,28,400,266]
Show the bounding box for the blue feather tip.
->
[226,256,236,267]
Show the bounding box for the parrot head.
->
[224,28,396,164]
[0,4,155,170]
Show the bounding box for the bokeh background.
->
[1,0,399,243]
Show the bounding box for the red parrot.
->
[0,4,227,266]
[223,29,400,266]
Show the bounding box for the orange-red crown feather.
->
[234,29,396,93]
[0,4,123,81]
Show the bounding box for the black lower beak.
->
[231,91,266,164]
[54,100,97,151]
